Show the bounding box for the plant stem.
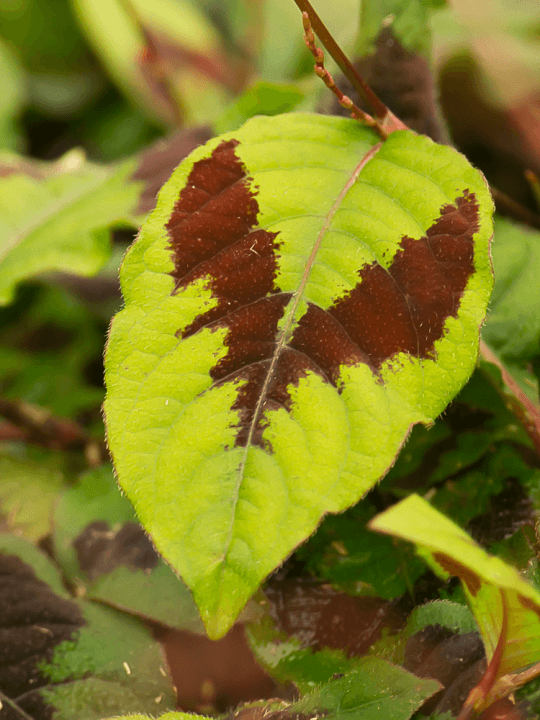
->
[292,0,387,119]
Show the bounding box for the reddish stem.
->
[456,593,508,720]
[292,0,408,136]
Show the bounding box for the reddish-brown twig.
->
[302,12,378,131]
[294,0,408,138]
[0,397,107,467]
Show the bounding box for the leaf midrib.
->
[216,141,384,591]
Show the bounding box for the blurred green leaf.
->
[214,81,304,135]
[297,501,425,600]
[479,341,540,456]
[0,38,27,151]
[0,285,107,418]
[0,450,65,541]
[0,150,141,306]
[356,0,435,58]
[482,217,540,362]
[71,0,232,126]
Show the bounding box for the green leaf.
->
[214,81,305,135]
[356,0,435,58]
[479,341,540,455]
[71,0,230,125]
[0,285,108,417]
[482,216,540,362]
[369,495,540,679]
[0,151,141,306]
[281,658,441,720]
[405,600,478,637]
[296,500,425,599]
[248,576,407,692]
[0,534,175,719]
[248,617,358,694]
[104,113,494,637]
[0,38,27,151]
[0,450,65,541]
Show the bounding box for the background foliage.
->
[1,1,540,719]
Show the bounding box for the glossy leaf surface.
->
[104,113,493,637]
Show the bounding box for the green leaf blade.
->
[369,495,540,678]
[0,152,141,305]
[104,113,494,637]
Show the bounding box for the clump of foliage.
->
[1,1,540,720]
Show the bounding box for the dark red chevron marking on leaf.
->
[166,139,282,339]
[291,190,479,378]
[166,139,297,448]
[208,294,326,448]
[167,148,479,448]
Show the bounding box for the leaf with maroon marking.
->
[104,113,494,637]
[369,495,540,709]
[0,534,175,720]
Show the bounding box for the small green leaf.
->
[405,600,478,637]
[285,658,441,720]
[482,216,540,362]
[105,113,493,636]
[0,451,65,541]
[0,151,141,305]
[369,495,540,678]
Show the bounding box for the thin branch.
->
[301,13,379,131]
[0,397,107,467]
[0,690,35,720]
[292,0,408,135]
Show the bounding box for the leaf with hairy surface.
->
[104,112,493,637]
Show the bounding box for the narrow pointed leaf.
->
[369,495,540,678]
[104,113,493,637]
